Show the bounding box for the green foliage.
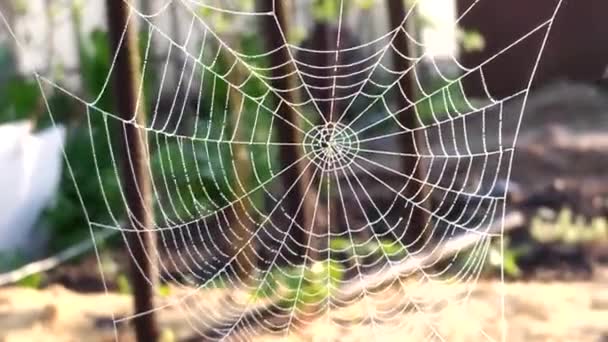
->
[42,29,165,249]
[330,238,407,261]
[116,274,132,294]
[158,283,172,297]
[17,273,44,289]
[368,72,474,134]
[254,260,345,309]
[43,115,124,250]
[0,76,39,123]
[312,0,378,22]
[355,0,377,10]
[312,0,342,22]
[454,236,530,279]
[531,208,608,245]
[197,1,255,33]
[35,26,277,250]
[36,29,128,250]
[0,251,44,288]
[202,276,228,289]
[457,209,608,280]
[150,138,234,220]
[78,30,113,112]
[148,101,277,222]
[458,29,486,53]
[415,78,473,125]
[118,280,172,298]
[486,238,531,278]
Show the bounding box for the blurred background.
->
[0,0,607,341]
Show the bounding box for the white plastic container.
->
[0,121,65,253]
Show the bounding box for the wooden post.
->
[387,0,431,249]
[257,0,317,263]
[106,1,159,341]
[226,53,258,281]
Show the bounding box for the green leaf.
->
[158,283,171,297]
[355,0,376,10]
[459,29,485,52]
[502,251,522,278]
[0,77,40,123]
[117,274,132,294]
[378,239,406,258]
[312,0,341,22]
[329,238,352,252]
[327,259,345,287]
[17,273,44,289]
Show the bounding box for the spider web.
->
[5,0,563,340]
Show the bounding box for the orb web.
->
[303,122,359,172]
[0,0,564,340]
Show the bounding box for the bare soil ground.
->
[1,268,607,341]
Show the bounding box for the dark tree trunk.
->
[106,2,159,341]
[315,21,334,119]
[226,54,258,282]
[257,0,317,264]
[386,0,431,250]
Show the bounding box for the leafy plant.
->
[158,283,172,297]
[531,208,608,245]
[117,274,174,297]
[312,0,379,22]
[201,276,228,289]
[312,0,342,22]
[39,29,134,250]
[458,29,486,53]
[0,251,45,288]
[455,209,608,280]
[415,77,474,125]
[150,137,234,220]
[116,274,132,294]
[17,273,44,289]
[486,238,531,278]
[454,236,531,279]
[0,76,40,123]
[254,260,345,309]
[42,28,178,249]
[330,237,407,262]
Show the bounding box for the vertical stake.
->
[106,1,159,341]
[387,0,431,249]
